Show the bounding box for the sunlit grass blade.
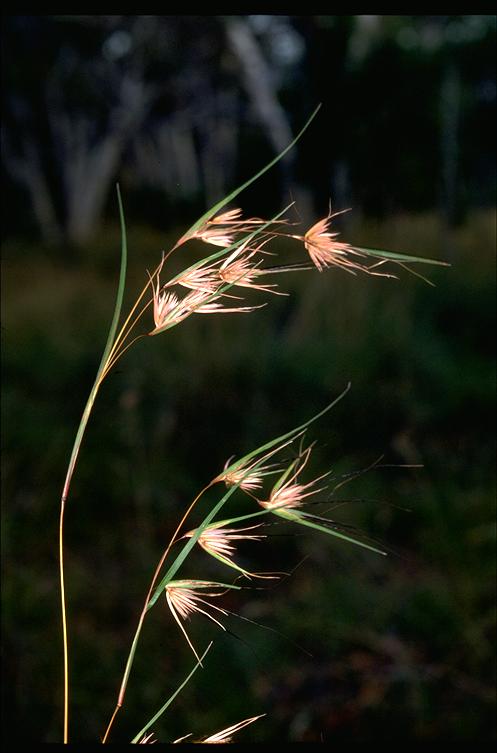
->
[200,549,256,578]
[274,508,387,556]
[96,184,128,378]
[222,383,351,480]
[270,456,302,496]
[168,579,242,591]
[183,105,321,241]
[356,245,450,266]
[130,642,213,744]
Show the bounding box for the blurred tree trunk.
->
[3,15,157,247]
[130,116,200,199]
[2,132,63,245]
[47,74,153,246]
[198,88,240,206]
[224,16,294,188]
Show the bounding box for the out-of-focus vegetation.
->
[3,15,496,245]
[2,13,496,748]
[2,209,495,746]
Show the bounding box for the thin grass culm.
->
[57,105,448,744]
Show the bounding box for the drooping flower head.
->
[258,445,329,511]
[299,205,397,278]
[173,714,266,744]
[165,580,236,663]
[181,208,268,248]
[138,732,157,744]
[215,433,304,494]
[218,458,268,493]
[302,207,367,273]
[184,521,274,579]
[201,714,266,743]
[149,278,265,335]
[218,240,287,296]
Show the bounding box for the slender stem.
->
[59,185,129,744]
[103,260,161,368]
[100,332,148,381]
[101,480,214,743]
[59,383,101,743]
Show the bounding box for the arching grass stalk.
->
[58,185,128,744]
[101,388,351,742]
[59,202,286,743]
[59,107,325,743]
[58,102,448,744]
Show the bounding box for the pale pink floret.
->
[149,269,197,331]
[150,278,264,334]
[209,208,244,224]
[165,580,229,663]
[150,283,212,332]
[218,241,286,296]
[303,209,365,273]
[185,522,279,581]
[217,434,303,493]
[258,446,329,511]
[185,288,263,316]
[171,266,220,294]
[152,285,187,330]
[193,524,265,558]
[208,208,268,230]
[138,732,157,744]
[202,714,266,743]
[185,522,274,580]
[259,477,325,510]
[302,207,396,277]
[219,457,265,492]
[172,714,265,744]
[187,208,267,248]
[196,227,239,248]
[169,238,278,295]
[184,523,267,578]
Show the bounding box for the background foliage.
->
[2,14,496,747]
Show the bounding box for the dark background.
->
[2,15,496,747]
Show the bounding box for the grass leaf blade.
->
[96,184,128,377]
[184,105,321,239]
[130,642,212,744]
[356,245,449,266]
[276,509,387,556]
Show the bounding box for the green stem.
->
[59,382,102,743]
[130,643,212,744]
[58,186,128,743]
[102,480,214,743]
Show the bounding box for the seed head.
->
[219,462,265,493]
[138,732,157,744]
[150,280,264,335]
[218,241,286,295]
[186,208,267,248]
[185,522,269,579]
[171,265,220,294]
[258,446,329,511]
[202,714,266,743]
[301,206,396,278]
[303,208,367,273]
[172,714,265,744]
[165,580,230,663]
